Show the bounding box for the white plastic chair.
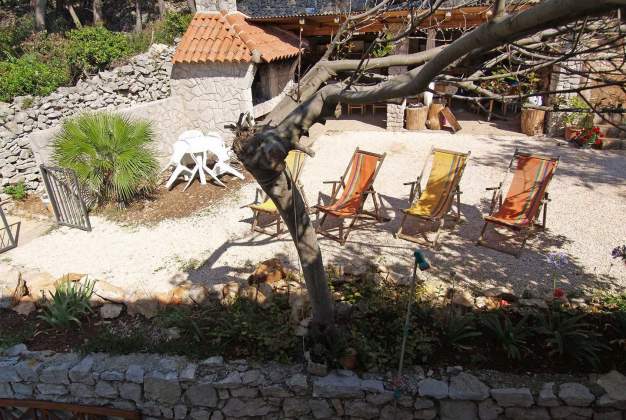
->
[211,143,244,180]
[163,141,194,190]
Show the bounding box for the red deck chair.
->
[315,148,386,245]
[477,149,559,257]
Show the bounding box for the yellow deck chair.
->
[395,147,470,247]
[248,151,307,236]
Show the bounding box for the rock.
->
[12,383,33,396]
[380,404,413,420]
[559,382,595,407]
[201,356,224,367]
[68,355,95,384]
[593,411,624,420]
[414,408,437,419]
[0,268,26,307]
[239,285,269,306]
[344,400,379,419]
[69,383,94,398]
[518,298,549,309]
[179,363,197,381]
[597,370,626,402]
[313,372,363,398]
[449,372,490,401]
[126,365,145,383]
[221,281,240,304]
[248,258,287,285]
[185,383,217,407]
[550,406,593,419]
[100,303,123,319]
[100,370,124,381]
[418,378,449,399]
[482,286,517,301]
[222,398,274,417]
[214,371,242,389]
[3,343,27,357]
[308,399,334,419]
[91,280,126,303]
[144,373,181,405]
[126,293,158,319]
[505,407,551,420]
[478,399,503,420]
[538,382,560,407]
[12,300,36,316]
[36,383,67,396]
[440,400,478,420]
[490,387,534,407]
[448,288,474,307]
[0,358,20,382]
[95,381,118,398]
[23,271,57,301]
[286,373,309,394]
[414,398,435,409]
[283,397,310,417]
[40,356,78,384]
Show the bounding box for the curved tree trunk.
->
[92,0,103,25]
[33,0,47,31]
[134,0,142,33]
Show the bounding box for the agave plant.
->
[438,312,482,351]
[39,279,96,329]
[52,112,159,206]
[481,312,531,361]
[537,310,609,369]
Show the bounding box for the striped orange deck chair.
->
[248,150,307,236]
[315,148,386,245]
[477,149,559,257]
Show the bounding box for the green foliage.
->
[67,26,131,74]
[3,181,27,200]
[481,313,530,360]
[562,95,592,128]
[438,312,482,351]
[0,325,34,352]
[0,53,70,101]
[157,12,193,45]
[537,310,609,368]
[82,324,149,354]
[0,15,35,59]
[52,112,159,205]
[371,33,395,58]
[599,291,626,312]
[39,279,95,329]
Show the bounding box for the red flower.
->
[553,288,565,298]
[499,299,510,307]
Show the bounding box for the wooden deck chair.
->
[477,149,559,257]
[248,150,307,236]
[315,148,386,245]
[395,148,470,247]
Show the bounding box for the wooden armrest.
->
[403,180,419,186]
[485,186,501,191]
[322,180,342,184]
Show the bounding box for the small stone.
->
[380,404,413,420]
[414,398,435,409]
[505,407,551,420]
[448,288,474,307]
[95,381,118,398]
[490,387,534,407]
[3,343,27,357]
[143,374,181,405]
[418,378,449,399]
[126,365,145,383]
[344,400,379,419]
[283,397,310,417]
[313,372,363,398]
[201,356,224,367]
[449,372,490,401]
[100,370,124,381]
[119,382,142,403]
[592,411,623,420]
[308,399,334,419]
[185,383,218,407]
[597,370,626,402]
[126,293,158,319]
[173,405,187,419]
[367,391,395,405]
[100,303,123,319]
[222,398,274,417]
[179,363,197,381]
[12,300,36,316]
[550,406,593,419]
[478,398,503,420]
[36,384,67,396]
[214,371,242,389]
[538,382,560,407]
[286,373,308,394]
[440,400,478,420]
[69,383,94,398]
[11,383,33,396]
[559,383,595,407]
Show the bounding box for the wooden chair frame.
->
[315,148,387,245]
[395,147,470,248]
[347,103,366,116]
[477,148,559,257]
[248,152,308,237]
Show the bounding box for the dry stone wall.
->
[1,346,625,420]
[0,44,174,192]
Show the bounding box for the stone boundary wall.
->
[0,44,174,192]
[1,346,625,420]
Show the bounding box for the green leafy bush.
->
[67,26,131,74]
[3,181,28,201]
[0,15,35,59]
[52,112,159,206]
[157,12,193,45]
[0,53,70,101]
[39,279,95,329]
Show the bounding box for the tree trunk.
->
[187,0,196,13]
[33,0,47,31]
[134,0,142,33]
[92,0,103,25]
[158,0,167,19]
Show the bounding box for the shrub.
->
[481,312,531,360]
[157,11,193,45]
[0,53,70,102]
[52,112,159,206]
[0,15,35,59]
[39,279,95,329]
[66,26,131,74]
[3,181,28,201]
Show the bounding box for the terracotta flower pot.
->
[564,126,580,141]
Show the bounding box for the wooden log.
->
[520,108,546,136]
[405,106,428,130]
[427,103,445,130]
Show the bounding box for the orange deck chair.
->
[248,150,307,236]
[315,148,386,245]
[395,148,470,247]
[477,149,559,257]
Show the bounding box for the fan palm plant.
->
[52,112,159,206]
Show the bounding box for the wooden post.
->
[521,108,546,136]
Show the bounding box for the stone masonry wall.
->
[0,44,174,192]
[196,0,237,12]
[1,346,625,420]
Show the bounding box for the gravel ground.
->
[6,130,625,295]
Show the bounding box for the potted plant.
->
[574,126,604,149]
[562,96,592,141]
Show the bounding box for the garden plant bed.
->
[96,172,251,225]
[2,261,625,376]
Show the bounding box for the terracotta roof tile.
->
[173,11,302,64]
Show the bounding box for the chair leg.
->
[251,210,259,232]
[395,214,408,238]
[432,218,446,248]
[341,216,359,245]
[477,221,489,244]
[371,193,382,221]
[456,189,462,222]
[166,165,188,190]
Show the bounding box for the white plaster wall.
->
[170,62,256,138]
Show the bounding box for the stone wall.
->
[1,346,625,420]
[170,61,256,135]
[196,0,237,12]
[545,62,583,136]
[0,44,174,191]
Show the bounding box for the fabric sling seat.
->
[315,148,386,245]
[248,150,307,236]
[395,147,470,247]
[478,149,559,256]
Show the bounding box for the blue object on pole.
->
[413,249,430,271]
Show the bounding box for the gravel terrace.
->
[5,129,625,296]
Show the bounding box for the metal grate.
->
[0,202,19,254]
[0,399,141,420]
[40,165,92,232]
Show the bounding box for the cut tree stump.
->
[427,103,445,130]
[406,106,428,130]
[521,108,546,136]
